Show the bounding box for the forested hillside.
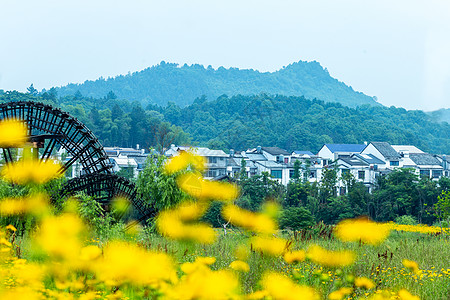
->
[429,108,450,124]
[0,91,190,151]
[157,94,450,154]
[1,91,449,154]
[54,61,378,108]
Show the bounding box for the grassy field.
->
[95,224,449,300]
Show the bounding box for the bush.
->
[395,215,418,225]
[279,206,315,231]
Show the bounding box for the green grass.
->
[131,228,450,299]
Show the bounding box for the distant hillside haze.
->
[54,61,379,108]
[429,108,450,124]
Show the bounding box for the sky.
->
[0,0,449,111]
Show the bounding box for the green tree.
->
[136,155,185,212]
[279,206,315,231]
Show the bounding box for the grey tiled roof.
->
[353,153,386,165]
[338,156,369,166]
[370,142,401,159]
[261,147,291,155]
[409,153,442,166]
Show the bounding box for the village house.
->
[361,142,403,170]
[317,144,366,166]
[165,145,228,179]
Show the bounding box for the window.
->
[341,169,350,175]
[309,170,316,178]
[358,170,365,180]
[271,170,282,179]
[284,157,289,164]
[323,160,328,166]
[390,161,399,166]
[339,187,346,195]
[206,170,217,177]
[419,170,430,177]
[289,169,295,178]
[432,170,442,178]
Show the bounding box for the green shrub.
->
[395,215,417,225]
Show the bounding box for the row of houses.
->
[63,142,449,195]
[164,143,449,194]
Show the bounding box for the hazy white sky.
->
[1,0,449,110]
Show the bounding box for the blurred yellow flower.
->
[402,259,420,274]
[334,218,390,245]
[35,213,84,261]
[177,173,239,202]
[251,236,287,256]
[306,245,355,267]
[1,159,62,185]
[222,204,277,234]
[5,224,17,232]
[79,245,102,261]
[398,289,420,300]
[96,241,177,286]
[0,193,49,216]
[328,287,352,300]
[284,250,306,264]
[0,119,27,147]
[165,151,206,173]
[157,208,216,244]
[229,260,250,272]
[168,266,239,300]
[354,276,375,289]
[262,272,319,300]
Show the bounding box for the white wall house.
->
[317,144,366,166]
[165,145,228,179]
[361,142,403,170]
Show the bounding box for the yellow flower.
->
[157,207,216,244]
[354,277,375,289]
[5,224,17,232]
[0,119,27,147]
[251,236,287,256]
[1,159,62,185]
[79,245,102,261]
[334,218,390,245]
[165,151,206,173]
[402,259,420,274]
[229,260,250,272]
[35,213,84,260]
[247,290,269,299]
[0,193,49,216]
[398,289,420,300]
[177,173,239,202]
[262,272,319,300]
[222,204,277,234]
[284,250,306,264]
[96,241,177,286]
[328,287,353,300]
[168,266,239,300]
[306,245,355,267]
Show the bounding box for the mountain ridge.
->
[53,60,379,108]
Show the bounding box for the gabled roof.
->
[369,142,401,160]
[255,161,286,169]
[353,153,385,165]
[293,150,315,156]
[409,153,442,166]
[261,147,290,156]
[245,153,267,161]
[322,144,366,153]
[337,156,369,167]
[391,145,424,154]
[173,146,228,157]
